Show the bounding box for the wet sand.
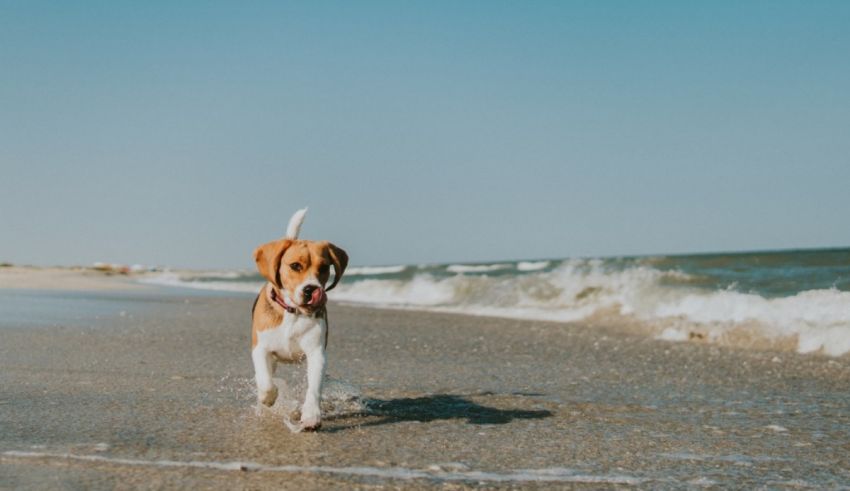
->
[1,281,849,488]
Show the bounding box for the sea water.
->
[142,248,850,356]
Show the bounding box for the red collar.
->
[269,286,296,314]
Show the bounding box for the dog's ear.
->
[253,239,292,287]
[324,242,348,291]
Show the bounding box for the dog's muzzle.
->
[303,285,327,307]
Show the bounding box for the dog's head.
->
[254,239,348,313]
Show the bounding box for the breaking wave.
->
[141,250,850,356]
[446,263,513,274]
[346,265,408,276]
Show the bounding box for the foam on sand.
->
[0,451,646,484]
[652,288,850,356]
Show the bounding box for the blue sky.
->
[2,1,849,269]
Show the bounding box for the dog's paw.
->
[300,408,321,431]
[300,415,321,432]
[281,410,321,433]
[257,385,278,407]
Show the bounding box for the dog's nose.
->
[302,285,317,300]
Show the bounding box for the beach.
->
[1,271,848,489]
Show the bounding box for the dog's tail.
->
[286,207,308,239]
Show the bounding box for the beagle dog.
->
[251,208,348,431]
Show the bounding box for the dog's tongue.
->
[309,287,325,306]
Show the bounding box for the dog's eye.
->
[290,263,302,272]
[319,264,330,275]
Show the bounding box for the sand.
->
[0,266,148,291]
[1,272,848,488]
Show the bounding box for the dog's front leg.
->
[299,330,326,430]
[252,346,278,406]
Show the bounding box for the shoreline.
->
[2,265,845,359]
[1,270,849,488]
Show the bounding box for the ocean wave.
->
[517,261,550,272]
[332,259,672,322]
[332,260,850,356]
[652,288,850,356]
[139,272,262,293]
[346,265,408,276]
[139,258,850,357]
[446,263,513,273]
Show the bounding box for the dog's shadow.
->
[324,393,553,432]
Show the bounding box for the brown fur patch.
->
[251,284,284,347]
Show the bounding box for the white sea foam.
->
[190,270,245,279]
[659,452,792,463]
[517,261,550,272]
[446,263,512,273]
[0,451,646,484]
[334,275,456,306]
[333,260,850,356]
[139,272,262,293]
[657,328,690,342]
[139,259,850,356]
[652,289,850,356]
[346,265,407,276]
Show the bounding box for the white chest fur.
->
[256,313,325,362]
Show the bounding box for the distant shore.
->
[0,265,154,291]
[1,270,848,487]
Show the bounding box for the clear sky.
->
[2,1,849,269]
